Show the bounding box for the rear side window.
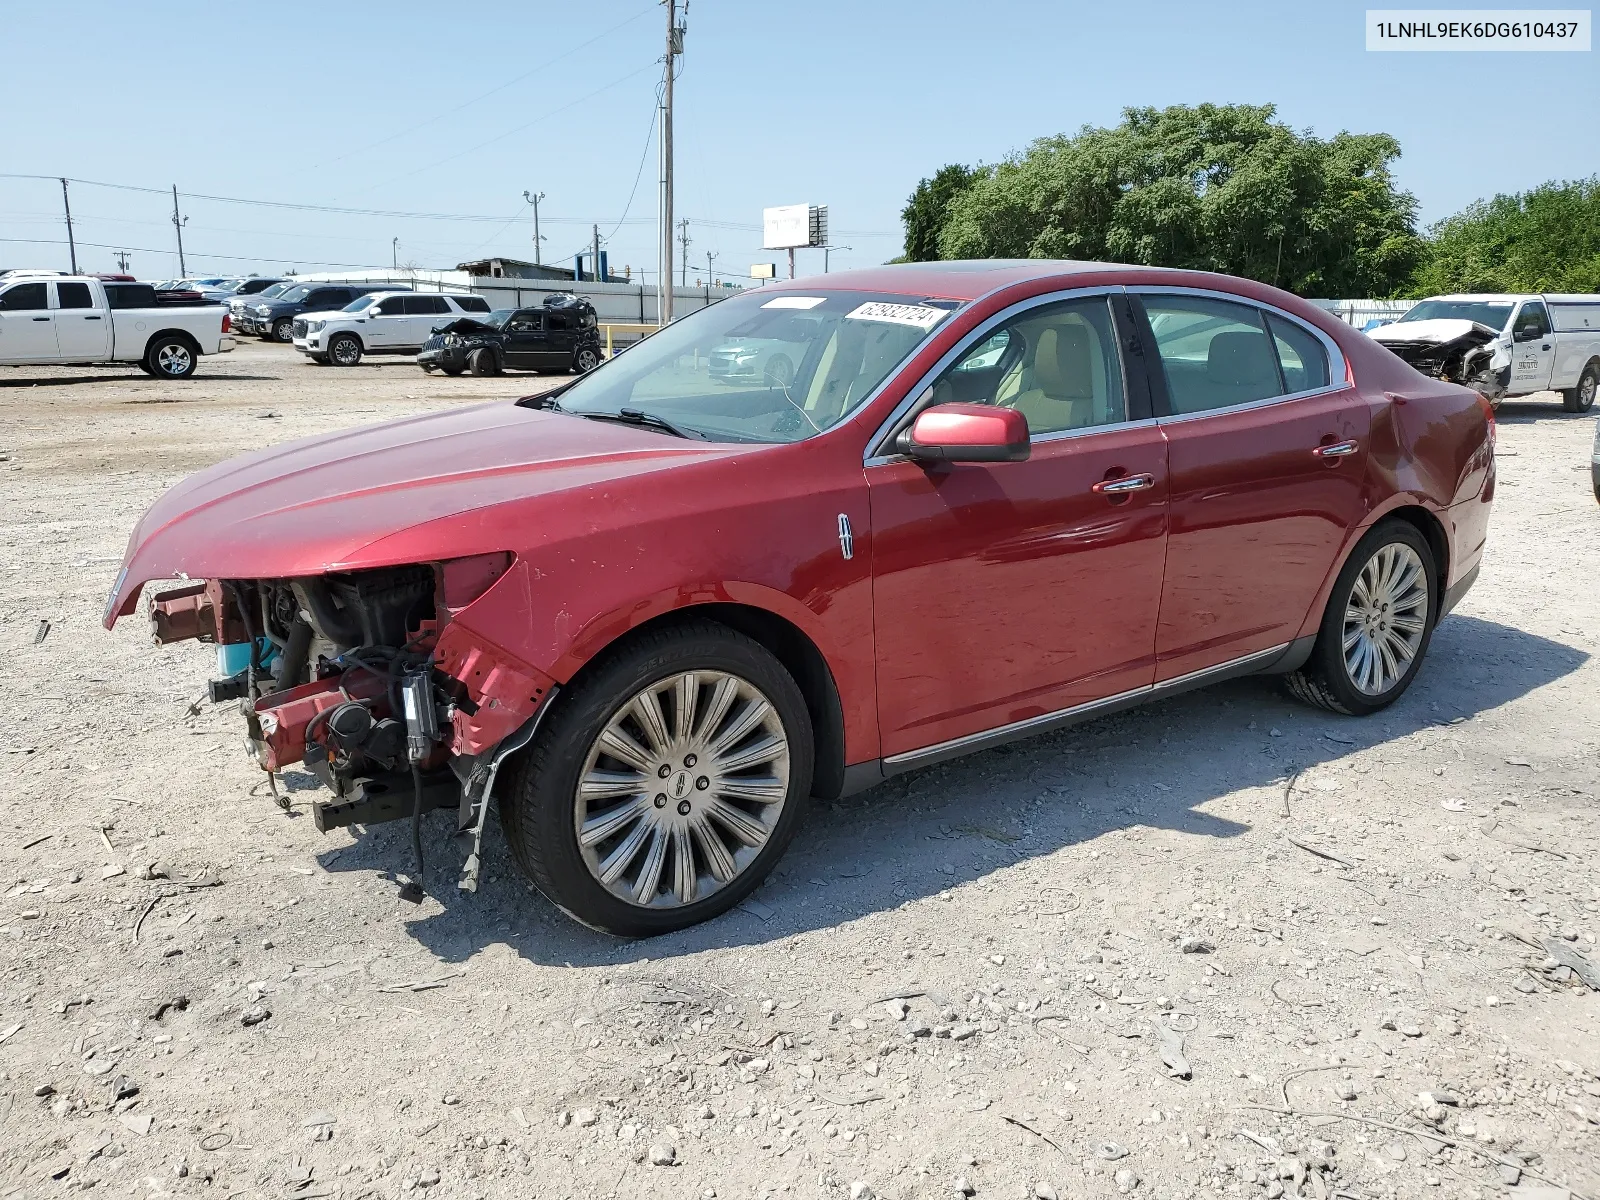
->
[1266,314,1330,392]
[547,312,572,331]
[405,296,451,315]
[454,295,490,313]
[56,281,95,309]
[0,282,49,310]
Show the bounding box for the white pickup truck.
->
[1370,293,1600,412]
[0,275,234,379]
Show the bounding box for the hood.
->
[298,309,352,323]
[1371,318,1501,346]
[430,316,500,338]
[105,402,742,626]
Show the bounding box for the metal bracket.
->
[456,690,557,893]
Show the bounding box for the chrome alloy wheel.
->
[1342,542,1429,696]
[1580,373,1597,410]
[155,343,192,376]
[573,671,791,909]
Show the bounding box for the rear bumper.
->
[1441,562,1480,617]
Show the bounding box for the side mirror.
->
[896,402,1030,464]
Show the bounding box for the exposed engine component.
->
[1371,319,1509,403]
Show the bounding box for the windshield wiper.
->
[578,407,705,440]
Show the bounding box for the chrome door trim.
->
[881,641,1290,770]
[863,285,1129,466]
[1125,285,1352,422]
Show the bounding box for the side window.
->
[56,282,95,309]
[1514,303,1550,339]
[373,297,405,316]
[1266,314,1330,393]
[403,296,449,315]
[506,311,543,332]
[0,282,50,311]
[454,296,490,313]
[1142,295,1283,415]
[546,312,572,331]
[929,296,1126,437]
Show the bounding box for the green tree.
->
[917,103,1423,297]
[900,164,979,262]
[1413,178,1600,294]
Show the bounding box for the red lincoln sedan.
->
[106,261,1495,935]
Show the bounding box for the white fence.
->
[1308,299,1415,328]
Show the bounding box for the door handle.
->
[32,316,50,322]
[85,315,102,320]
[1091,473,1156,495]
[1313,439,1359,459]
[1540,343,1550,351]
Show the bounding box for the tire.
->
[500,621,814,937]
[136,360,155,376]
[272,319,295,343]
[1285,520,1439,716]
[327,334,362,367]
[1563,363,1598,413]
[573,346,601,374]
[145,335,197,380]
[419,363,437,374]
[764,354,794,388]
[440,363,465,376]
[468,347,499,376]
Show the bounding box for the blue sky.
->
[2,0,1594,281]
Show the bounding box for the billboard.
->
[763,204,811,250]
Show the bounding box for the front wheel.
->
[500,622,814,937]
[573,346,601,374]
[272,319,295,343]
[145,336,197,380]
[1285,520,1438,715]
[468,347,499,376]
[328,334,362,367]
[1564,364,1598,414]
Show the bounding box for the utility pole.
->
[677,218,692,287]
[392,237,399,270]
[59,178,78,275]
[523,191,545,265]
[592,223,601,283]
[824,244,852,273]
[658,0,685,324]
[170,185,188,277]
[114,250,130,274]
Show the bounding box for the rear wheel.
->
[271,318,295,343]
[1564,364,1597,413]
[145,336,197,380]
[328,334,362,367]
[1285,520,1438,716]
[468,347,499,376]
[500,622,813,937]
[573,346,601,374]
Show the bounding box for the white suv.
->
[295,291,492,366]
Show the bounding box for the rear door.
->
[1508,301,1556,393]
[0,281,58,361]
[404,296,452,347]
[501,310,547,368]
[52,281,111,360]
[543,309,576,368]
[1132,290,1369,680]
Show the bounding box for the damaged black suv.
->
[417,293,603,376]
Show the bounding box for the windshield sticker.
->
[844,302,949,330]
[761,296,826,310]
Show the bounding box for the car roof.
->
[758,259,1294,303]
[1421,294,1527,303]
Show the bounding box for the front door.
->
[501,310,548,368]
[868,292,1168,758]
[364,295,409,350]
[0,281,59,362]
[1508,300,1556,394]
[1134,291,1371,680]
[53,281,111,360]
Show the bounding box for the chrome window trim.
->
[862,284,1129,466]
[1126,285,1351,423]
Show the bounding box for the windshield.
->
[481,309,515,329]
[259,282,292,299]
[553,290,956,443]
[1398,300,1513,330]
[342,294,380,313]
[277,285,312,302]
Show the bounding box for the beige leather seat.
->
[1002,324,1095,434]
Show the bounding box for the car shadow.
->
[0,373,281,388]
[314,613,1586,967]
[1494,394,1581,423]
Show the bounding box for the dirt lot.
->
[1,338,1597,1200]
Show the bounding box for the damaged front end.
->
[143,554,555,894]
[1371,319,1510,403]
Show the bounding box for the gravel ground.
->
[1,339,1597,1200]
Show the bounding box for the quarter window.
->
[928,296,1126,437]
[0,282,49,311]
[1266,314,1331,392]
